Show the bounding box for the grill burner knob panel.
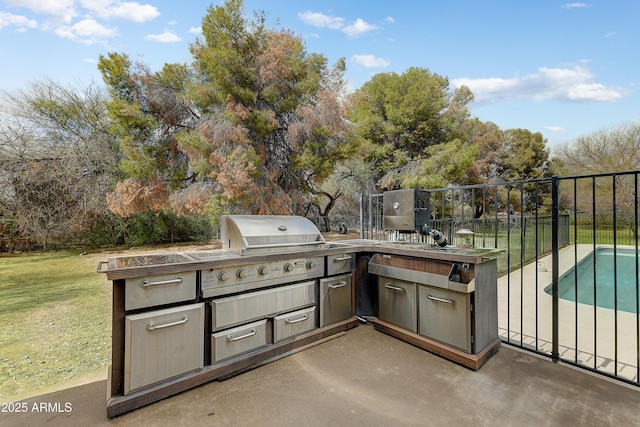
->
[218,271,229,281]
[236,268,247,279]
[283,263,295,272]
[258,266,269,276]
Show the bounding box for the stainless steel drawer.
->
[326,253,354,276]
[274,306,317,343]
[124,303,204,394]
[319,274,352,327]
[211,319,268,363]
[378,277,417,333]
[418,285,471,352]
[211,281,316,331]
[125,271,197,311]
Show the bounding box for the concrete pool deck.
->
[2,322,640,426]
[498,244,640,383]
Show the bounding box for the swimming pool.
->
[545,247,640,313]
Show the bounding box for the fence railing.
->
[360,171,640,387]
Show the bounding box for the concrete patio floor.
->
[2,322,639,426]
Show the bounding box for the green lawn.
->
[0,252,111,401]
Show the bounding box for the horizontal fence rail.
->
[361,171,640,387]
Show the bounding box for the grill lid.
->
[221,215,325,255]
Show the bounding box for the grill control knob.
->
[236,268,247,279]
[306,260,317,269]
[217,271,229,281]
[283,263,295,272]
[258,266,269,276]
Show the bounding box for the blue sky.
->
[0,1,638,148]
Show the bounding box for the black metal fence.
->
[361,171,640,387]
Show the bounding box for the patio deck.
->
[2,322,638,426]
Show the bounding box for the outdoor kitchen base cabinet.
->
[369,254,500,370]
[418,286,471,352]
[124,303,204,395]
[319,274,353,327]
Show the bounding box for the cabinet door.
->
[378,277,417,332]
[319,274,352,327]
[326,253,354,276]
[211,319,268,363]
[211,281,316,331]
[124,303,204,394]
[274,306,317,342]
[418,286,471,352]
[125,271,197,311]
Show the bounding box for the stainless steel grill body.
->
[221,215,325,255]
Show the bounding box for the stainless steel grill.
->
[221,215,325,255]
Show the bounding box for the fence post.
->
[551,176,559,362]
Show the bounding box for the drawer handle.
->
[146,316,189,331]
[227,329,257,343]
[329,281,348,289]
[140,277,183,288]
[333,256,352,262]
[285,314,309,324]
[384,284,405,292]
[427,294,455,304]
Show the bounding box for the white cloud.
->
[298,11,344,29]
[452,65,626,104]
[1,0,159,43]
[342,18,379,38]
[544,126,566,132]
[3,0,76,24]
[55,18,117,44]
[145,30,181,43]
[298,11,379,37]
[562,3,589,9]
[352,54,389,68]
[384,16,395,23]
[76,0,158,23]
[188,26,201,35]
[0,12,38,30]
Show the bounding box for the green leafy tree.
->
[100,0,355,226]
[98,53,196,217]
[349,67,474,189]
[498,128,549,181]
[179,0,355,218]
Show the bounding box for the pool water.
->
[546,248,640,313]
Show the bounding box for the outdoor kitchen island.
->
[99,216,502,417]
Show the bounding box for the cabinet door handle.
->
[146,316,189,331]
[140,277,183,288]
[384,284,405,292]
[333,256,352,262]
[329,281,348,289]
[285,314,309,324]
[427,294,455,304]
[226,329,257,342]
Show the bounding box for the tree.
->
[349,67,474,189]
[554,122,640,235]
[0,80,118,250]
[100,0,356,227]
[498,128,549,181]
[180,0,355,218]
[98,53,197,217]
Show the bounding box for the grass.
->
[0,251,111,401]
